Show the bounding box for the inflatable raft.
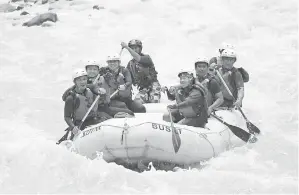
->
[62,103,250,170]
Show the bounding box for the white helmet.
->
[219,42,235,52]
[84,60,101,69]
[178,70,194,78]
[107,53,120,62]
[220,49,237,58]
[72,68,87,80]
[194,57,209,65]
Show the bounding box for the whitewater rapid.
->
[0,0,297,193]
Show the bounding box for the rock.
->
[24,0,38,3]
[41,0,48,4]
[16,5,24,10]
[93,5,104,10]
[0,3,19,12]
[11,0,23,2]
[23,12,58,27]
[20,11,29,15]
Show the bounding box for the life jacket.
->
[217,67,246,100]
[72,88,98,121]
[174,85,208,123]
[195,75,220,106]
[106,66,132,99]
[234,67,249,83]
[127,53,158,89]
[88,76,110,104]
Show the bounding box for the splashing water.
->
[0,0,297,193]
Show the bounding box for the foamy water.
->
[0,0,297,193]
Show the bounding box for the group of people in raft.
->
[63,40,249,136]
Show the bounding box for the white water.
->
[0,0,297,193]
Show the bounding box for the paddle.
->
[167,107,181,153]
[211,113,257,143]
[56,89,119,145]
[215,69,260,134]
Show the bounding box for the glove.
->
[97,88,106,95]
[168,86,176,95]
[72,126,81,135]
[103,72,114,82]
[167,104,178,110]
[118,84,126,91]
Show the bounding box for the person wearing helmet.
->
[194,57,224,115]
[64,69,107,136]
[121,39,161,104]
[85,59,135,117]
[162,71,208,128]
[105,53,146,113]
[215,49,244,108]
[63,60,135,118]
[209,42,235,66]
[62,60,114,117]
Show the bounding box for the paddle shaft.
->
[79,89,119,129]
[167,107,181,153]
[210,113,230,126]
[168,107,178,146]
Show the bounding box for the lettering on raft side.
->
[81,126,101,138]
[151,123,182,134]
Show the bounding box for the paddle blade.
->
[172,128,181,153]
[247,122,261,134]
[227,123,251,142]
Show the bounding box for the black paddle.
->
[211,113,257,143]
[215,70,261,135]
[237,107,260,134]
[167,107,181,153]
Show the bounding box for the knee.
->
[134,102,146,113]
[163,113,171,122]
[110,100,127,109]
[136,105,146,113]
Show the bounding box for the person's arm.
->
[123,45,141,62]
[123,43,153,67]
[165,87,176,101]
[208,80,224,111]
[236,87,244,103]
[123,68,133,88]
[64,96,75,129]
[234,71,245,106]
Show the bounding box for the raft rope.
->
[198,133,216,158]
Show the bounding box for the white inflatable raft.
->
[63,103,249,170]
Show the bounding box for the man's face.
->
[179,73,193,88]
[107,60,120,72]
[195,62,208,77]
[86,65,99,78]
[221,57,235,69]
[130,45,142,54]
[74,76,88,90]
